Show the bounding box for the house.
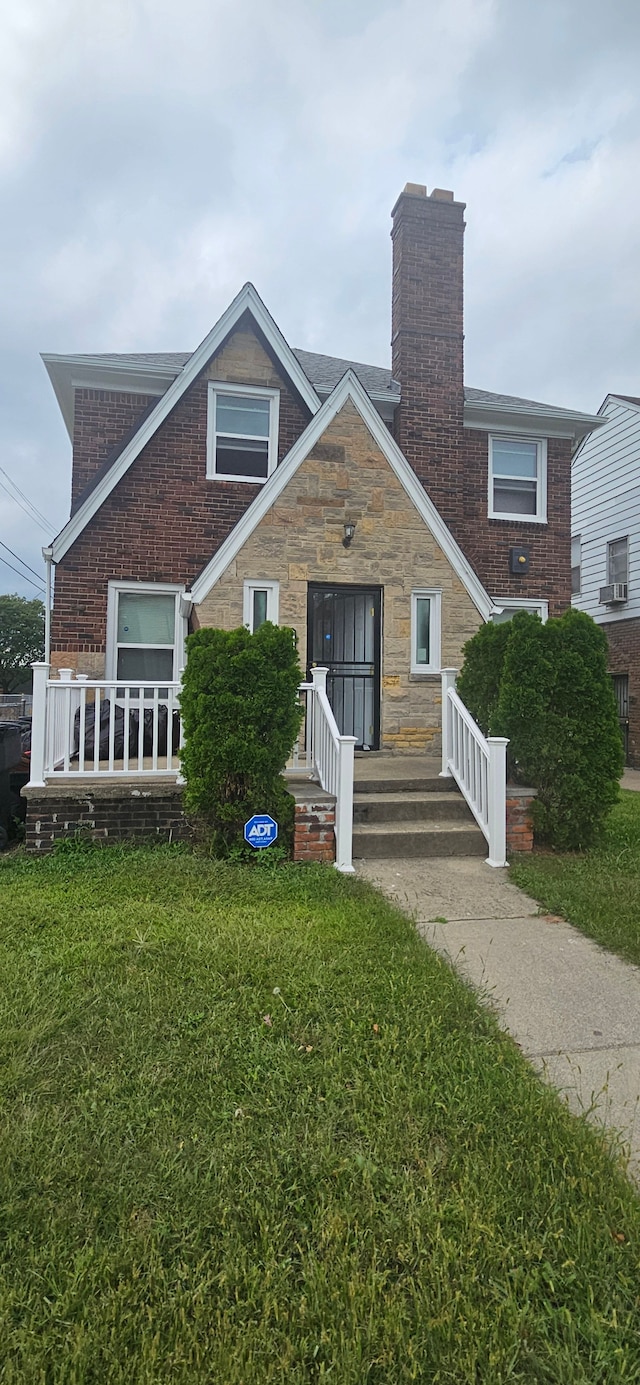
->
[571,393,640,766]
[42,184,599,745]
[25,182,602,860]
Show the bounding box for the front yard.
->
[1,845,639,1381]
[511,789,640,966]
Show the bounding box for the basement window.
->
[489,436,547,523]
[410,590,442,674]
[243,581,279,632]
[207,382,279,483]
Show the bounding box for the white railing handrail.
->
[307,667,356,873]
[440,667,508,868]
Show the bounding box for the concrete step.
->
[353,790,473,824]
[354,774,457,795]
[352,820,487,859]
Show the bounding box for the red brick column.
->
[506,787,536,854]
[292,791,336,863]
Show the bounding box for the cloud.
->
[1,0,639,594]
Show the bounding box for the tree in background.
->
[0,595,45,692]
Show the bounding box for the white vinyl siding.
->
[571,397,640,624]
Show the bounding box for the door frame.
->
[307,583,382,749]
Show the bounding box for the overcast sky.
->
[1,0,639,598]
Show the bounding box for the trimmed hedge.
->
[180,623,304,855]
[458,609,623,850]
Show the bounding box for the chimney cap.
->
[402,182,427,197]
[430,188,454,201]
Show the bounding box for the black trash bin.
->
[0,723,22,849]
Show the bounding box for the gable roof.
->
[50,283,322,563]
[188,369,495,621]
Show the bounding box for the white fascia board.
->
[50,284,322,562]
[464,400,604,441]
[190,369,495,621]
[42,354,176,440]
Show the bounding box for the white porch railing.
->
[440,667,509,868]
[28,663,184,785]
[291,666,356,873]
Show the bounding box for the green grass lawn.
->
[511,790,640,967]
[1,845,640,1382]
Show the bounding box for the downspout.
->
[42,547,53,664]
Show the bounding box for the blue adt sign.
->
[244,814,278,849]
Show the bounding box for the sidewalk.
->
[357,856,640,1180]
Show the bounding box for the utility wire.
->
[0,477,52,537]
[0,539,44,583]
[0,466,52,531]
[0,553,45,593]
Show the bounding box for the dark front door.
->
[308,585,381,748]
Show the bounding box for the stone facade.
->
[195,400,482,753]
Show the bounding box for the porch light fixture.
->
[343,521,356,548]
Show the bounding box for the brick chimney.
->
[391,184,466,519]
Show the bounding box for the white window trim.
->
[243,580,280,632]
[488,434,547,524]
[571,534,581,598]
[410,589,442,674]
[607,536,629,586]
[106,581,186,681]
[206,381,280,484]
[491,598,549,622]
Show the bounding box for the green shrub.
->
[180,622,304,856]
[496,608,623,850]
[456,619,513,735]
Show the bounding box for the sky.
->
[1,0,639,598]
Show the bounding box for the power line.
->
[0,477,52,537]
[0,553,45,593]
[0,539,44,583]
[0,466,52,531]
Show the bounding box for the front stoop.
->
[352,760,486,859]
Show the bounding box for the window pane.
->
[216,395,270,438]
[492,606,541,624]
[117,593,175,644]
[117,647,174,681]
[493,480,537,515]
[415,598,431,664]
[216,438,269,478]
[252,590,268,630]
[608,539,628,584]
[492,439,538,478]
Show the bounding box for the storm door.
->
[307,585,381,749]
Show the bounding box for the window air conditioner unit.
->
[599,583,628,604]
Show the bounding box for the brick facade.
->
[390,185,571,616]
[601,616,640,767]
[195,399,482,753]
[72,389,157,509]
[51,321,311,669]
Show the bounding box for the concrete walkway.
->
[356,856,640,1180]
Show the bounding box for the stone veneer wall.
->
[195,399,482,753]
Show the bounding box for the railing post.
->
[28,662,49,787]
[311,665,328,696]
[176,667,185,784]
[439,668,457,778]
[335,734,357,873]
[486,736,509,868]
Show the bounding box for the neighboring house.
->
[571,393,640,766]
[42,182,600,754]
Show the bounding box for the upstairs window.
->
[489,436,547,523]
[207,382,279,483]
[571,535,581,596]
[608,536,629,586]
